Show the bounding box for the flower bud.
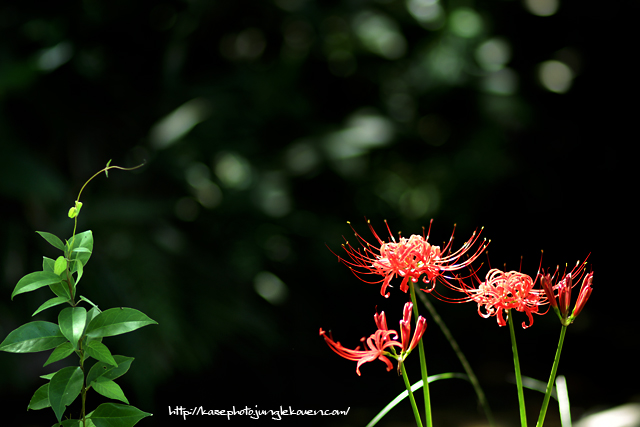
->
[540,274,557,308]
[558,273,572,317]
[571,272,593,319]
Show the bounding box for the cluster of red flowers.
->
[321,220,593,374]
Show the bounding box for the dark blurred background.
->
[0,0,635,426]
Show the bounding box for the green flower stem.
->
[416,290,495,427]
[79,346,87,427]
[536,324,568,427]
[399,362,424,427]
[508,310,527,427]
[409,283,432,427]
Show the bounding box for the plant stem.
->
[508,310,527,427]
[536,324,568,427]
[399,362,424,427]
[416,290,495,427]
[79,349,87,427]
[409,283,432,427]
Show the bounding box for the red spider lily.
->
[448,269,547,328]
[333,219,488,298]
[540,259,592,325]
[319,328,400,376]
[320,302,427,375]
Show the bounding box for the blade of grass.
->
[556,375,571,427]
[520,375,557,400]
[366,373,469,427]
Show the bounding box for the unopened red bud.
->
[408,316,427,353]
[572,272,593,319]
[558,273,572,317]
[540,274,557,308]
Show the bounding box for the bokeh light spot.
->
[406,0,445,30]
[285,140,320,175]
[424,42,464,84]
[220,28,267,61]
[324,110,394,160]
[214,152,252,190]
[150,98,210,149]
[36,41,73,71]
[524,0,559,17]
[254,172,291,217]
[254,271,288,305]
[449,7,483,38]
[399,184,440,219]
[353,11,406,59]
[538,60,573,93]
[475,38,511,71]
[482,67,519,95]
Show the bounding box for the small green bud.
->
[68,201,83,218]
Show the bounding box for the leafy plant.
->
[1,161,156,427]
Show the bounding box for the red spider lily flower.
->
[320,304,427,375]
[449,269,547,328]
[333,219,488,298]
[540,259,592,324]
[319,328,400,376]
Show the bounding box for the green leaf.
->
[12,271,63,300]
[81,295,100,310]
[59,307,87,350]
[33,296,69,317]
[50,280,71,299]
[67,230,93,267]
[43,256,55,272]
[28,383,51,410]
[44,342,75,367]
[71,259,84,292]
[91,379,129,404]
[87,403,151,427]
[49,366,83,422]
[40,371,56,380]
[85,308,157,339]
[54,256,67,276]
[58,420,84,427]
[87,356,134,386]
[36,231,66,252]
[86,341,117,366]
[0,321,66,353]
[85,305,102,325]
